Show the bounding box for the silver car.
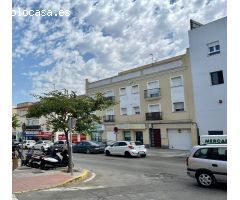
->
[186,144,227,187]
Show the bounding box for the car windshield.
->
[89,141,99,146]
[130,141,142,146]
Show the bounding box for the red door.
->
[154,129,161,147]
[150,129,161,147]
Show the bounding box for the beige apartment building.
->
[86,49,198,150]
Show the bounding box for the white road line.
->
[83,172,96,183]
[44,186,105,192]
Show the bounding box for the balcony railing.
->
[144,88,161,98]
[103,115,115,122]
[145,112,162,120]
[105,96,115,101]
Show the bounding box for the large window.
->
[210,71,224,85]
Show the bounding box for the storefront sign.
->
[200,135,227,145]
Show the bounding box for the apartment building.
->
[86,49,198,150]
[15,102,52,140]
[188,17,227,136]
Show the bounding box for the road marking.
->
[44,186,105,192]
[83,172,96,183]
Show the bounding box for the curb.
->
[14,169,90,194]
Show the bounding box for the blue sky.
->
[12,0,227,106]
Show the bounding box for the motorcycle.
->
[25,148,44,168]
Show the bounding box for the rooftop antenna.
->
[150,53,153,66]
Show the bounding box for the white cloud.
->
[13,0,227,98]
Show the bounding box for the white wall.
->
[188,17,227,135]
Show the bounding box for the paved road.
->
[15,149,226,200]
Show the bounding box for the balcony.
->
[103,115,115,122]
[145,112,162,120]
[144,88,161,99]
[105,96,115,101]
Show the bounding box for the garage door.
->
[107,131,116,141]
[168,129,192,150]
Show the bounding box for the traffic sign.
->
[113,127,118,133]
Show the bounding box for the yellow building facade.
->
[86,49,198,150]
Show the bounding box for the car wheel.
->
[196,171,215,187]
[124,151,131,158]
[86,149,90,154]
[105,150,111,156]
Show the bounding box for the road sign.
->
[68,117,77,129]
[113,127,118,133]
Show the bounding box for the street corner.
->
[56,169,90,187]
[13,168,90,194]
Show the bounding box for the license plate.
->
[138,152,145,155]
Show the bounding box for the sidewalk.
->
[12,166,89,194]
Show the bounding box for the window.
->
[124,131,131,141]
[193,147,227,161]
[113,142,120,146]
[208,130,224,135]
[147,81,159,89]
[119,87,126,95]
[133,106,140,115]
[210,71,224,85]
[131,85,139,93]
[193,148,209,159]
[105,90,114,97]
[149,104,160,112]
[171,76,183,87]
[173,102,184,112]
[119,142,127,146]
[121,108,127,115]
[207,41,220,55]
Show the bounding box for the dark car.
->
[72,141,105,154]
[51,140,67,152]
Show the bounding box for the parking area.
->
[16,148,226,200]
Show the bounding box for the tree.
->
[26,89,116,173]
[12,114,20,129]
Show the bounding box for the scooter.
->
[39,149,70,170]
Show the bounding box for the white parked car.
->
[33,140,53,151]
[18,140,36,149]
[105,141,147,157]
[186,144,227,187]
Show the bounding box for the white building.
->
[188,17,227,136]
